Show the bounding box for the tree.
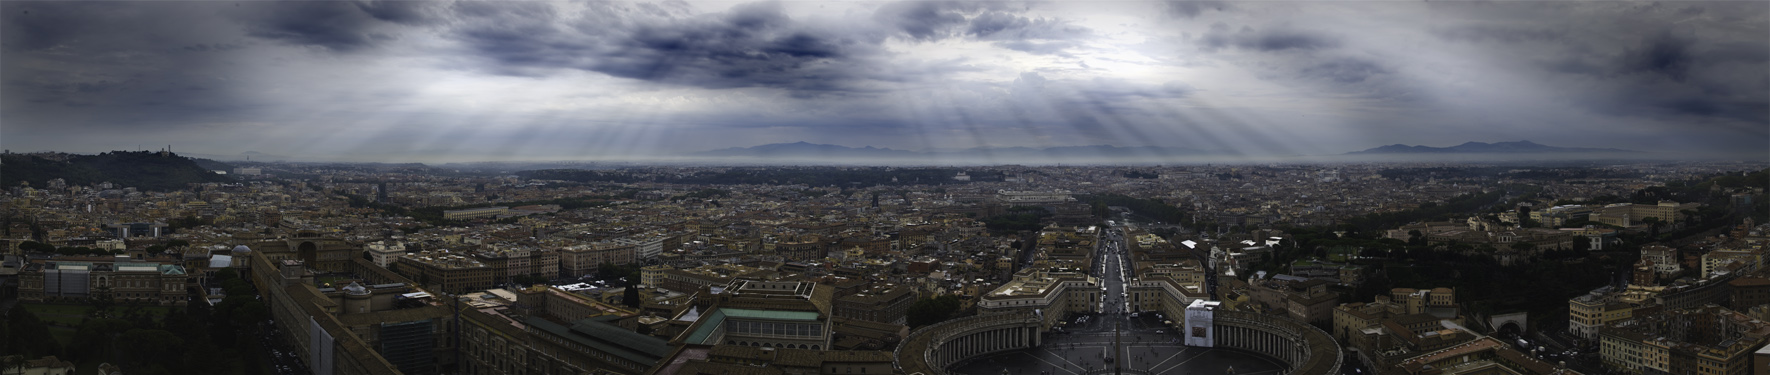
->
[67,318,133,363]
[906,295,962,328]
[623,286,641,307]
[117,329,185,374]
[4,355,23,375]
[214,268,239,282]
[1642,217,1664,237]
[17,241,55,253]
[5,305,61,358]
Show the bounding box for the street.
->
[949,220,1282,375]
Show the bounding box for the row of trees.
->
[0,151,231,192]
[905,295,963,328]
[1337,189,1508,231]
[17,239,195,257]
[1,269,271,375]
[1076,194,1187,223]
[337,189,632,226]
[16,241,120,256]
[979,206,1052,234]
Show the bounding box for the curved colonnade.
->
[895,313,1044,375]
[1212,310,1343,375]
[895,311,1343,375]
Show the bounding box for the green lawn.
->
[47,326,75,346]
[23,303,173,326]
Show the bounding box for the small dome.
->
[342,281,370,296]
[231,245,252,253]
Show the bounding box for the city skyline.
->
[3,1,1767,163]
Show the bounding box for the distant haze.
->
[2,1,1765,163]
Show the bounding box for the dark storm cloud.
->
[1198,23,1340,52]
[872,1,978,41]
[1433,25,1564,43]
[2,2,256,125]
[445,1,1089,93]
[356,0,436,24]
[972,11,1091,56]
[967,11,1090,41]
[1539,24,1769,125]
[446,1,883,93]
[1298,57,1389,84]
[873,2,1092,45]
[237,1,434,52]
[1621,30,1695,81]
[1,2,98,51]
[5,0,1766,160]
[1592,73,1770,126]
[1163,1,1232,19]
[181,43,246,53]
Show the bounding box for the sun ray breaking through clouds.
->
[1,0,1764,163]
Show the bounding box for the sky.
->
[2,0,1766,163]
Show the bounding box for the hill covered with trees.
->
[0,151,232,192]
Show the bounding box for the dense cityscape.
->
[1,153,1766,375]
[4,1,1767,375]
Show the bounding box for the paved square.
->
[948,314,1285,375]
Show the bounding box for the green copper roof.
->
[720,308,820,321]
[683,309,727,345]
[681,308,823,345]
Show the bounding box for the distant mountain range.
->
[695,142,1231,161]
[698,142,921,158]
[1347,141,1636,155]
[182,150,294,162]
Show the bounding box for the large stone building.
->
[17,257,192,306]
[675,280,837,350]
[648,346,896,375]
[1333,287,1465,344]
[1128,259,1211,324]
[1704,248,1763,278]
[396,250,494,294]
[643,276,906,375]
[247,252,459,375]
[470,246,559,285]
[1569,287,1640,341]
[525,316,672,375]
[1589,201,1701,227]
[560,242,637,278]
[1230,275,1342,326]
[652,264,776,294]
[454,284,673,375]
[443,206,509,220]
[364,241,406,268]
[613,231,686,261]
[831,283,917,325]
[245,232,359,273]
[515,284,640,323]
[1599,305,1770,375]
[976,268,1100,328]
[458,307,558,375]
[994,190,1074,205]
